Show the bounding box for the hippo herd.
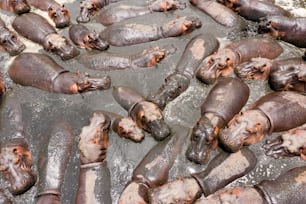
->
[0,0,305,203]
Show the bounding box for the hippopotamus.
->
[12,12,79,60]
[0,17,25,56]
[75,111,112,204]
[263,123,306,160]
[196,37,283,84]
[149,148,257,204]
[194,165,306,204]
[100,111,145,142]
[186,77,250,164]
[147,33,219,110]
[94,0,186,26]
[217,0,291,21]
[8,53,111,94]
[119,125,189,204]
[0,0,30,14]
[259,15,306,48]
[77,0,124,23]
[235,57,306,93]
[27,0,70,28]
[219,91,306,152]
[189,0,245,29]
[0,94,36,195]
[78,45,176,71]
[99,16,202,46]
[69,24,109,51]
[113,86,171,141]
[35,121,73,204]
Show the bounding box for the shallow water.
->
[0,0,305,203]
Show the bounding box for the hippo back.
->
[8,53,66,92]
[12,13,56,45]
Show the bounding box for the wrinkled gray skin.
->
[0,18,25,56]
[69,24,109,51]
[77,0,123,23]
[219,91,306,152]
[99,16,202,46]
[0,95,36,195]
[8,53,111,94]
[113,86,171,141]
[0,0,30,14]
[95,0,186,26]
[190,0,246,29]
[12,13,79,60]
[147,33,219,110]
[35,121,74,204]
[217,0,291,21]
[186,77,250,164]
[259,15,306,48]
[27,0,71,28]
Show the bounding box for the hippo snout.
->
[147,120,171,141]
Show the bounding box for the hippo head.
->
[186,116,217,164]
[84,31,109,51]
[147,73,190,110]
[258,16,288,39]
[0,138,36,195]
[269,65,304,92]
[48,5,71,28]
[78,112,110,165]
[53,71,111,94]
[129,101,171,141]
[44,34,79,60]
[77,0,104,23]
[0,29,25,56]
[219,110,270,152]
[10,0,30,14]
[235,58,273,80]
[196,49,238,84]
[112,117,145,142]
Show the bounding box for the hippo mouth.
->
[0,32,26,56]
[186,118,216,164]
[0,143,36,195]
[235,59,272,80]
[147,73,190,110]
[48,6,71,28]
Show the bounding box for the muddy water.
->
[0,0,305,203]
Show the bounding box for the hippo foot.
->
[0,140,36,195]
[149,177,202,204]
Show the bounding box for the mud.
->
[0,0,305,203]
